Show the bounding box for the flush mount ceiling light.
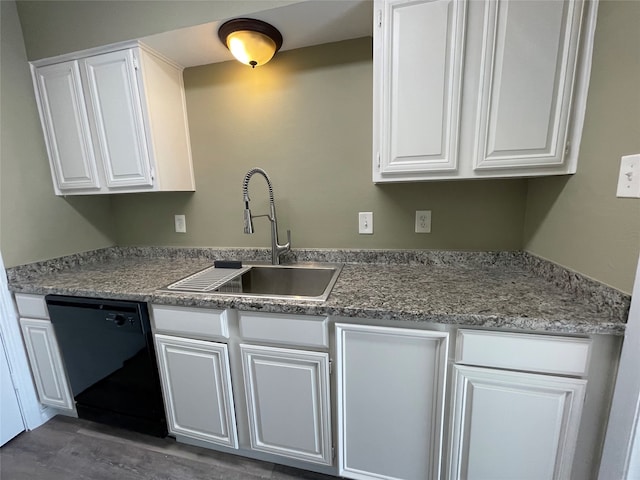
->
[218,18,283,68]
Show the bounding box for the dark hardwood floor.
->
[0,416,337,480]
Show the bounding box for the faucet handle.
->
[286,229,292,248]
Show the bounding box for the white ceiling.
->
[141,0,373,68]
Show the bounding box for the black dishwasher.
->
[45,295,167,437]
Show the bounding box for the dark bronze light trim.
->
[218,18,283,53]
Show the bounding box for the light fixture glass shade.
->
[226,30,277,67]
[219,18,283,68]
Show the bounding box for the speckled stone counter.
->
[6,247,630,335]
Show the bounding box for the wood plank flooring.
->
[0,416,337,480]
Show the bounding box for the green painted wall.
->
[7,0,639,293]
[523,0,640,294]
[0,0,116,268]
[112,39,527,251]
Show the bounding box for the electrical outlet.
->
[174,214,186,233]
[616,154,640,198]
[415,210,431,233]
[359,212,373,234]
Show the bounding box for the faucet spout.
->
[242,168,291,265]
[243,206,254,234]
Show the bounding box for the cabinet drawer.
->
[15,293,49,319]
[239,312,328,348]
[152,305,229,340]
[456,330,591,376]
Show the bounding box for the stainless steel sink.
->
[161,263,343,302]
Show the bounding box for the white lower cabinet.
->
[240,344,332,465]
[449,329,591,480]
[335,323,449,480]
[19,317,74,410]
[448,365,587,480]
[154,334,238,448]
[147,307,602,480]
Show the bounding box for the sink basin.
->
[161,263,343,302]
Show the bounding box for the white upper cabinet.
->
[373,0,598,182]
[31,43,195,195]
[374,0,467,176]
[33,61,100,191]
[473,0,584,171]
[81,50,154,189]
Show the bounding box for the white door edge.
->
[0,251,56,430]
[599,253,640,478]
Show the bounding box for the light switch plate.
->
[359,212,373,234]
[616,154,640,198]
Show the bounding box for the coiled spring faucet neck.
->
[242,168,291,265]
[243,168,274,210]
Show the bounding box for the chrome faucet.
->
[242,168,291,265]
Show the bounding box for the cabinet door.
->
[336,324,449,480]
[154,334,238,448]
[473,0,584,171]
[19,318,74,410]
[449,365,587,480]
[374,0,467,180]
[33,61,100,192]
[81,49,153,189]
[241,344,332,465]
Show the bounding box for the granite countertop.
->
[6,247,630,335]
